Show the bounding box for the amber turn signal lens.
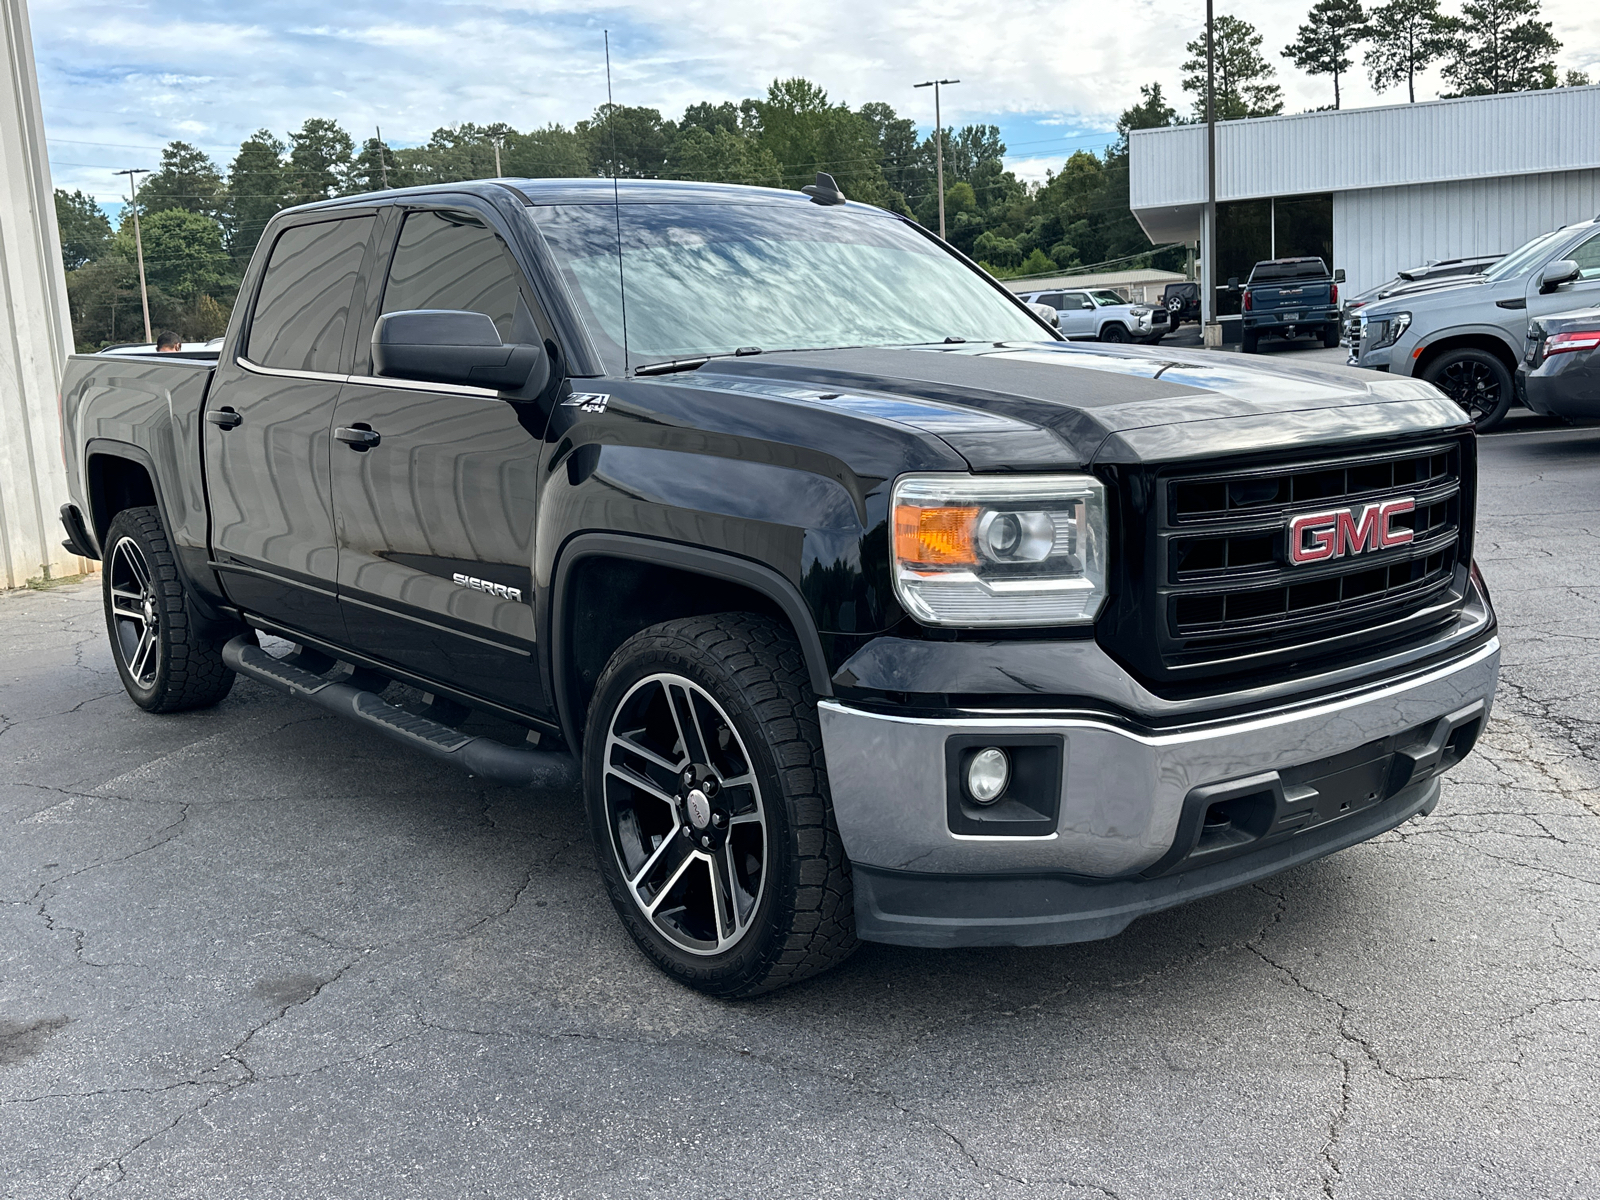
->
[894,504,980,566]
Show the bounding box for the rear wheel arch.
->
[550,535,833,752]
[85,448,159,547]
[1412,332,1519,380]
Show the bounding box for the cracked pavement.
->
[4,420,1600,1198]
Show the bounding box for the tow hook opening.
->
[1196,791,1276,856]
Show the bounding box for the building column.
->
[0,0,79,587]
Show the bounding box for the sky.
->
[29,0,1600,211]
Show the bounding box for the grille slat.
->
[1157,443,1464,669]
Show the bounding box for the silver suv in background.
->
[1341,255,1502,346]
[1017,288,1169,344]
[1354,217,1600,430]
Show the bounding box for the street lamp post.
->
[1203,0,1219,346]
[114,168,152,343]
[913,78,960,240]
[491,135,503,178]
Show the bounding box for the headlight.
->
[1367,311,1412,350]
[891,473,1109,627]
[1129,305,1150,316]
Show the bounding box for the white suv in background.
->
[1016,287,1170,344]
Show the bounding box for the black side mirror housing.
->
[372,309,549,392]
[1227,276,1239,289]
[1539,259,1582,293]
[1334,268,1346,283]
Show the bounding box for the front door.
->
[1058,290,1096,338]
[1527,228,1600,322]
[330,206,555,713]
[205,214,376,641]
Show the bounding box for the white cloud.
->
[30,0,1600,205]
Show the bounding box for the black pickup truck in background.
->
[59,177,1500,997]
[1239,257,1344,353]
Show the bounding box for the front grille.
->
[1096,437,1475,693]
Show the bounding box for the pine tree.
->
[135,142,225,218]
[225,131,293,264]
[54,188,113,270]
[1182,15,1286,120]
[1441,0,1561,95]
[1365,0,1454,101]
[1284,0,1371,109]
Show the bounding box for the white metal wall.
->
[1131,85,1600,212]
[1335,169,1600,295]
[1,0,79,588]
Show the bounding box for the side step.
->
[222,635,580,791]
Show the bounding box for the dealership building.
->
[1129,85,1600,324]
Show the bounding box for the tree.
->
[504,125,590,178]
[1113,82,1177,154]
[1565,69,1593,86]
[578,104,670,177]
[288,117,354,202]
[135,141,225,218]
[54,188,112,271]
[124,208,234,304]
[668,126,781,186]
[747,79,890,205]
[1182,15,1285,120]
[1441,0,1561,95]
[1284,0,1370,109]
[1365,0,1454,101]
[225,130,294,264]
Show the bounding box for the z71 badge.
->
[452,573,524,602]
[561,392,610,413]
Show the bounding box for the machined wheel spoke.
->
[711,843,747,943]
[129,627,157,682]
[120,545,150,591]
[645,848,699,917]
[666,684,709,766]
[611,725,685,775]
[110,586,145,614]
[727,810,762,827]
[605,759,680,809]
[628,822,686,889]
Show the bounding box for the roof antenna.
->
[605,30,629,371]
[803,172,847,206]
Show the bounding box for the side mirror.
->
[1539,259,1582,293]
[1081,298,1095,310]
[1227,276,1239,289]
[1334,268,1346,283]
[372,309,549,391]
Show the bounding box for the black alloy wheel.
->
[1099,324,1130,343]
[101,506,236,712]
[1421,349,1514,433]
[601,671,769,956]
[107,533,161,692]
[584,614,856,997]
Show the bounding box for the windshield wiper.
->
[634,346,763,377]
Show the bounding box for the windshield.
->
[1090,290,1126,306]
[1482,229,1571,283]
[529,202,1047,372]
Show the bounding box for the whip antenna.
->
[605,30,629,370]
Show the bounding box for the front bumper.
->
[818,637,1498,946]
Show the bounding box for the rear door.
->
[330,204,557,713]
[1058,291,1095,338]
[205,213,377,641]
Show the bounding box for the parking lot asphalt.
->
[4,423,1600,1200]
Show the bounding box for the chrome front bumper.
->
[818,638,1499,883]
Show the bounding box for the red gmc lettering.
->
[1288,497,1414,564]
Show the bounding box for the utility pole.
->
[1203,0,1219,346]
[913,78,960,240]
[491,134,504,178]
[114,168,152,343]
[375,126,389,189]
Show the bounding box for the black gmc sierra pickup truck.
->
[59,177,1500,997]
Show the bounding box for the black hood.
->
[693,341,1470,469]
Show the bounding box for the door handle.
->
[206,407,242,430]
[335,426,381,451]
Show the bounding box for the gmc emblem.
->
[1288,498,1415,565]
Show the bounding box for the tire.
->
[584,614,856,998]
[1322,322,1341,348]
[102,506,236,713]
[1098,323,1130,344]
[1420,348,1514,433]
[1241,330,1260,354]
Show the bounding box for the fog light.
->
[966,747,1010,804]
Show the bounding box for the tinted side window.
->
[1569,231,1600,280]
[381,211,523,339]
[1063,292,1090,308]
[248,217,374,372]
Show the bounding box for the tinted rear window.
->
[248,217,374,373]
[1248,259,1328,283]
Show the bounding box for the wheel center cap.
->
[686,788,712,830]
